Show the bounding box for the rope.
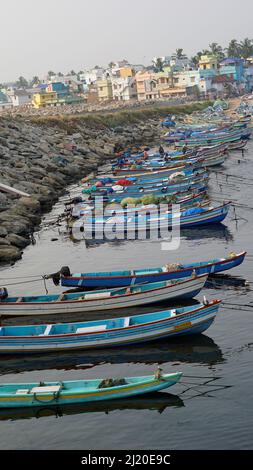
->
[0,278,45,287]
[33,391,60,404]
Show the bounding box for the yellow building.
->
[199,55,218,71]
[96,79,113,101]
[118,67,135,78]
[32,91,58,108]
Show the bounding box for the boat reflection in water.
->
[0,393,184,422]
[74,223,233,247]
[0,335,223,376]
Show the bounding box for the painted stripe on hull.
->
[0,309,218,354]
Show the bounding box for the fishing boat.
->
[0,274,208,316]
[86,169,194,187]
[228,139,248,150]
[77,203,230,235]
[0,300,221,354]
[0,371,182,408]
[88,169,209,192]
[71,191,210,219]
[58,251,246,288]
[87,178,208,203]
[113,161,203,177]
[175,131,249,148]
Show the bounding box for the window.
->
[191,77,195,83]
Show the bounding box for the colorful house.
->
[136,71,173,101]
[111,76,137,101]
[6,89,33,107]
[199,55,218,71]
[32,91,58,108]
[96,79,113,101]
[46,82,69,96]
[219,58,244,82]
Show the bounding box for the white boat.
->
[0,274,208,316]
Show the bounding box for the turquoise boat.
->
[0,371,182,408]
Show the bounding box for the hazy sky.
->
[1,0,253,82]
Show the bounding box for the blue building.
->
[47,82,70,97]
[219,58,244,82]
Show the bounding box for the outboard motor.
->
[45,266,71,286]
[0,287,8,301]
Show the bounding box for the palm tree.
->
[240,38,253,59]
[16,76,28,88]
[209,43,225,60]
[31,76,40,86]
[152,57,165,72]
[226,39,241,58]
[176,48,184,59]
[47,71,56,79]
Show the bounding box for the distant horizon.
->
[1,0,253,82]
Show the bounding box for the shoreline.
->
[0,101,211,265]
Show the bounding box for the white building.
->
[79,68,105,85]
[6,89,33,107]
[111,76,137,101]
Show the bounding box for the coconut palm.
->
[226,39,241,58]
[16,76,28,88]
[239,38,253,59]
[31,76,40,86]
[209,43,225,60]
[176,48,184,59]
[47,71,56,79]
[152,57,165,72]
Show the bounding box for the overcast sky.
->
[0,0,252,82]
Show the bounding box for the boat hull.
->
[0,373,182,408]
[79,204,230,235]
[0,276,207,316]
[61,252,246,288]
[0,302,220,354]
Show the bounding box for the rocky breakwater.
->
[0,115,161,264]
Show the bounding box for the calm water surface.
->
[0,143,253,450]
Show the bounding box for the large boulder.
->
[6,233,31,249]
[0,246,22,263]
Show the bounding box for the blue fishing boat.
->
[0,371,182,408]
[58,251,246,288]
[71,191,209,219]
[0,300,220,354]
[91,181,208,204]
[113,161,203,177]
[88,177,208,199]
[77,203,230,235]
[92,167,201,185]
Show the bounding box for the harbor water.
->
[0,142,253,450]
